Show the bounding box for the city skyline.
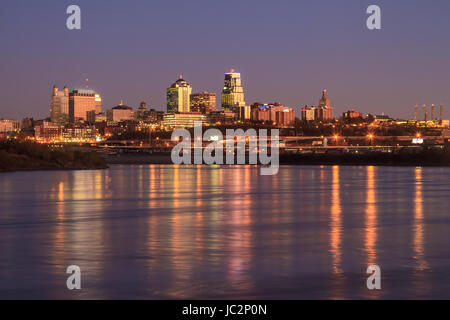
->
[2,1,450,120]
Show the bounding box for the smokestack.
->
[423,104,427,122]
[441,104,444,121]
[414,105,418,121]
[432,104,436,120]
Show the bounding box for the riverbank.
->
[102,148,450,167]
[0,141,108,172]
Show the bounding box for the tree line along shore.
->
[0,141,107,172]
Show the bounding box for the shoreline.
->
[102,151,450,168]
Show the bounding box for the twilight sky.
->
[1,0,450,120]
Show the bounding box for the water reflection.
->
[413,167,428,271]
[365,166,377,265]
[1,165,450,299]
[330,166,342,274]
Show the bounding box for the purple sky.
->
[1,0,450,120]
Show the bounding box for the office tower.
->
[50,85,69,125]
[316,106,334,122]
[423,104,427,122]
[318,89,331,108]
[301,106,316,121]
[167,75,192,113]
[95,94,102,113]
[190,92,217,114]
[136,101,147,120]
[221,69,246,111]
[69,89,102,123]
[431,104,436,120]
[316,90,333,121]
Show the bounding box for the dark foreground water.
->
[1,165,450,299]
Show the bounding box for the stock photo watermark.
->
[366,5,381,30]
[66,265,81,290]
[171,121,279,175]
[66,5,81,30]
[366,265,381,290]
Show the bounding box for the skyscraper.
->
[317,89,333,121]
[50,85,69,125]
[190,92,216,114]
[318,89,331,108]
[221,69,245,111]
[167,75,192,113]
[69,89,102,123]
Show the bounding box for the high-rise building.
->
[190,92,217,114]
[316,106,334,122]
[317,90,333,121]
[69,89,102,123]
[50,85,69,125]
[318,89,331,108]
[221,69,246,111]
[301,106,316,121]
[167,75,192,113]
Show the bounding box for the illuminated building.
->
[167,75,192,113]
[34,121,62,141]
[319,89,331,108]
[374,114,393,122]
[87,111,107,123]
[0,119,20,132]
[62,125,99,142]
[69,89,102,123]
[251,103,295,127]
[221,69,246,111]
[316,89,334,122]
[163,112,205,129]
[107,102,134,122]
[206,111,235,124]
[343,110,363,119]
[190,92,217,113]
[316,106,334,122]
[50,85,69,125]
[301,106,316,121]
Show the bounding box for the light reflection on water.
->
[1,165,450,299]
